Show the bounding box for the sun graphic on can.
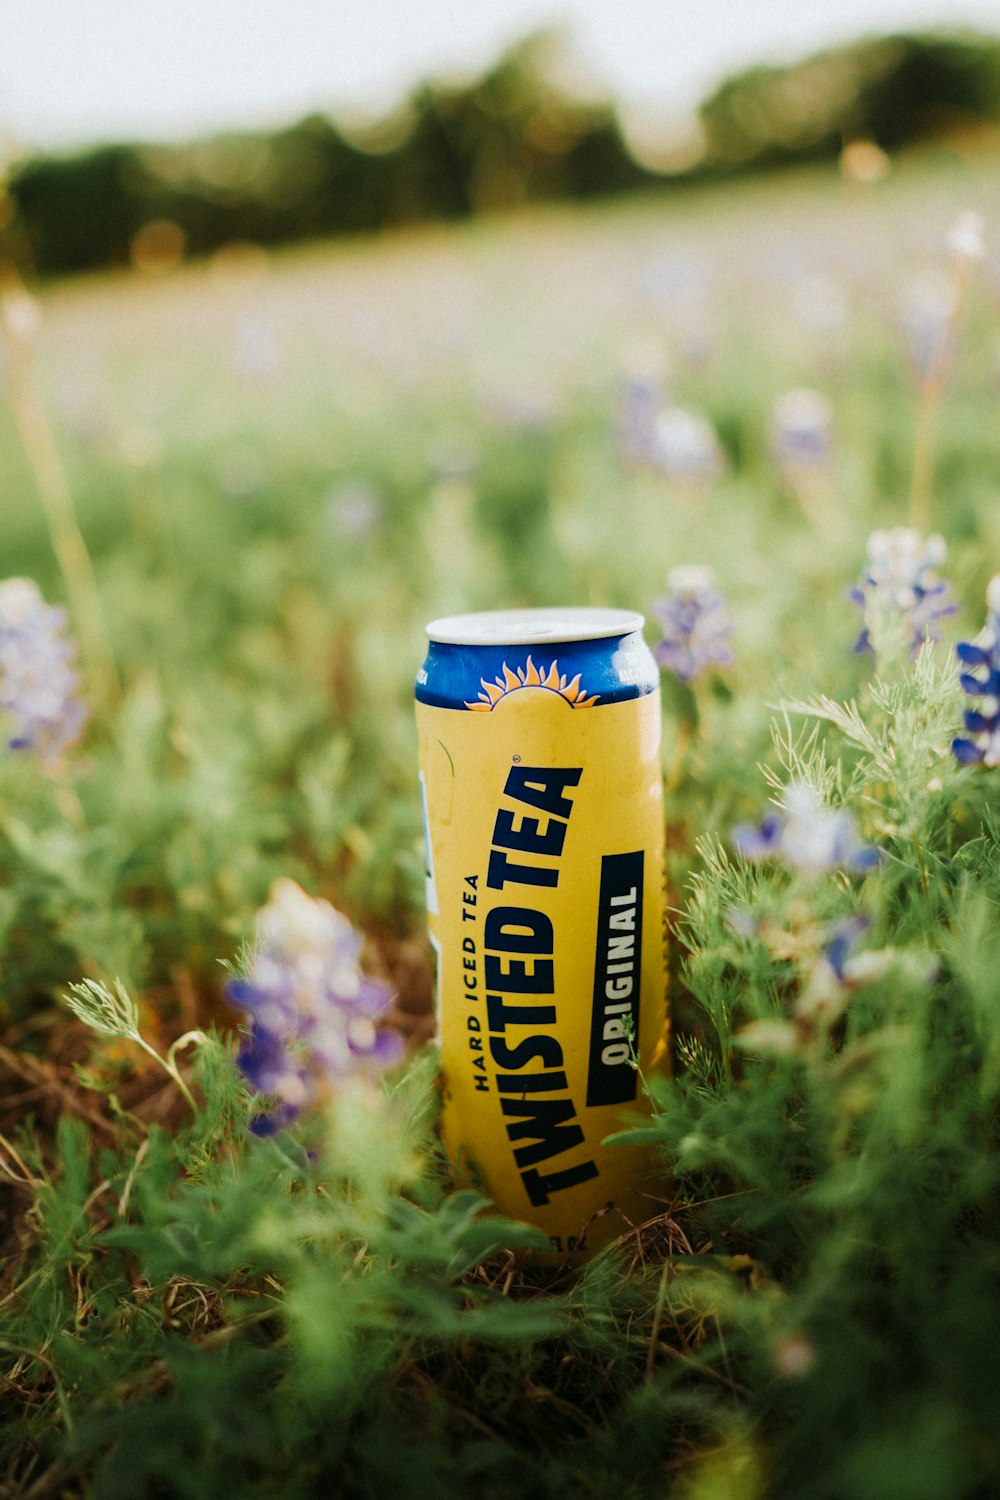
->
[465,655,600,711]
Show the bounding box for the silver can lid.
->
[425,606,645,646]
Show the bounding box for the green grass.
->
[3,154,1000,1498]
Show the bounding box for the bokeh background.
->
[2,0,1000,994]
[4,8,1000,1498]
[5,3,1000,273]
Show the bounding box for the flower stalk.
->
[0,264,120,718]
[909,212,984,532]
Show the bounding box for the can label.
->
[416,655,666,1259]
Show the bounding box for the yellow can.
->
[416,608,668,1260]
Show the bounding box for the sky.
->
[3,0,1000,151]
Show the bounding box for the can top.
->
[425,606,645,646]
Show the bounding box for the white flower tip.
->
[653,406,720,474]
[986,575,1000,614]
[865,526,945,575]
[280,1073,310,1108]
[841,950,893,985]
[347,1016,376,1051]
[260,877,349,958]
[735,1019,800,1057]
[0,576,46,627]
[782,781,821,817]
[947,211,985,262]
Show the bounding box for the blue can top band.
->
[416,607,658,709]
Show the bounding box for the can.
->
[415,606,668,1260]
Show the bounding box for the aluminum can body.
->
[415,607,667,1260]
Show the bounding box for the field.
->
[3,154,1000,1498]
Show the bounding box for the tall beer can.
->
[415,607,668,1259]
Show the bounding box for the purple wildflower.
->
[0,578,87,764]
[650,407,722,485]
[227,878,402,1135]
[618,371,663,465]
[733,783,878,877]
[898,214,983,381]
[899,269,956,382]
[651,565,733,683]
[953,576,1000,768]
[850,528,955,657]
[770,389,832,471]
[823,915,871,982]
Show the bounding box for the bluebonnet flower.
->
[770,389,833,472]
[953,575,1000,767]
[618,371,663,465]
[650,407,722,485]
[733,783,878,877]
[850,527,955,656]
[898,209,983,386]
[899,269,957,383]
[788,913,872,1029]
[823,914,871,982]
[651,565,733,683]
[227,878,402,1135]
[0,578,87,764]
[735,911,877,1057]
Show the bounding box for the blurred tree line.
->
[699,29,1000,173]
[2,27,1000,279]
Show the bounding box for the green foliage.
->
[3,161,1000,1497]
[2,1055,595,1499]
[616,650,1000,1497]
